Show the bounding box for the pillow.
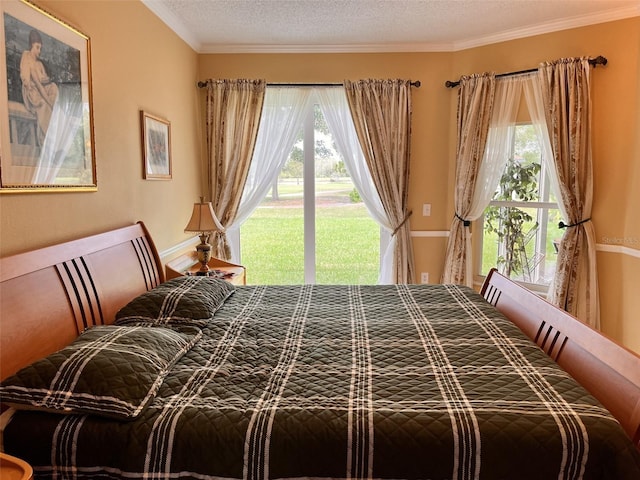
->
[0,325,201,420]
[115,276,235,327]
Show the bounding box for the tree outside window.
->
[481,125,561,287]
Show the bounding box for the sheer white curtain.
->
[315,88,393,283]
[226,87,313,261]
[522,75,567,220]
[469,76,526,218]
[462,76,525,284]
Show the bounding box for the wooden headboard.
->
[0,222,163,381]
[482,268,640,449]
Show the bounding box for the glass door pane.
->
[240,128,305,284]
[314,103,378,284]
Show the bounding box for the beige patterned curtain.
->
[442,73,495,286]
[538,58,600,328]
[343,79,415,284]
[204,79,266,259]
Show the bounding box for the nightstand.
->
[166,252,246,285]
[0,452,33,480]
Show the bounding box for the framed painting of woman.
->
[0,0,96,193]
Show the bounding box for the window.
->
[240,96,380,284]
[479,124,561,287]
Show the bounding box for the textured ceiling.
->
[142,0,640,53]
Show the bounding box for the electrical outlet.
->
[420,272,429,284]
[422,203,431,216]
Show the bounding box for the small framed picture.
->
[141,110,171,180]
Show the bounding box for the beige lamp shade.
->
[184,200,223,233]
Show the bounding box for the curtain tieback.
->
[559,217,591,229]
[392,210,413,236]
[455,213,471,227]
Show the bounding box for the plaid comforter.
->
[3,284,640,479]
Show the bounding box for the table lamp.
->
[184,198,223,274]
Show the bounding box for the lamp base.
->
[195,238,212,273]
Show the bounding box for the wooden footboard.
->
[0,222,163,381]
[481,268,640,449]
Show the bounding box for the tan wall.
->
[452,18,640,242]
[197,52,455,282]
[0,0,202,257]
[0,2,637,351]
[199,18,640,351]
[452,18,640,352]
[612,21,640,354]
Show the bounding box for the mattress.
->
[2,281,639,479]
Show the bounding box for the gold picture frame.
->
[141,111,171,180]
[0,0,96,193]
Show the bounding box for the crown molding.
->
[198,42,454,54]
[141,0,201,52]
[144,1,639,54]
[453,4,640,51]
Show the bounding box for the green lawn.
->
[241,182,561,286]
[240,200,379,285]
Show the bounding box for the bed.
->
[0,222,639,480]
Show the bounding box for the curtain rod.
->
[197,80,421,88]
[444,55,607,88]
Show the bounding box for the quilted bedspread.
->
[3,283,640,479]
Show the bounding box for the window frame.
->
[475,123,559,293]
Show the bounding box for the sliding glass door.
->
[240,94,379,284]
